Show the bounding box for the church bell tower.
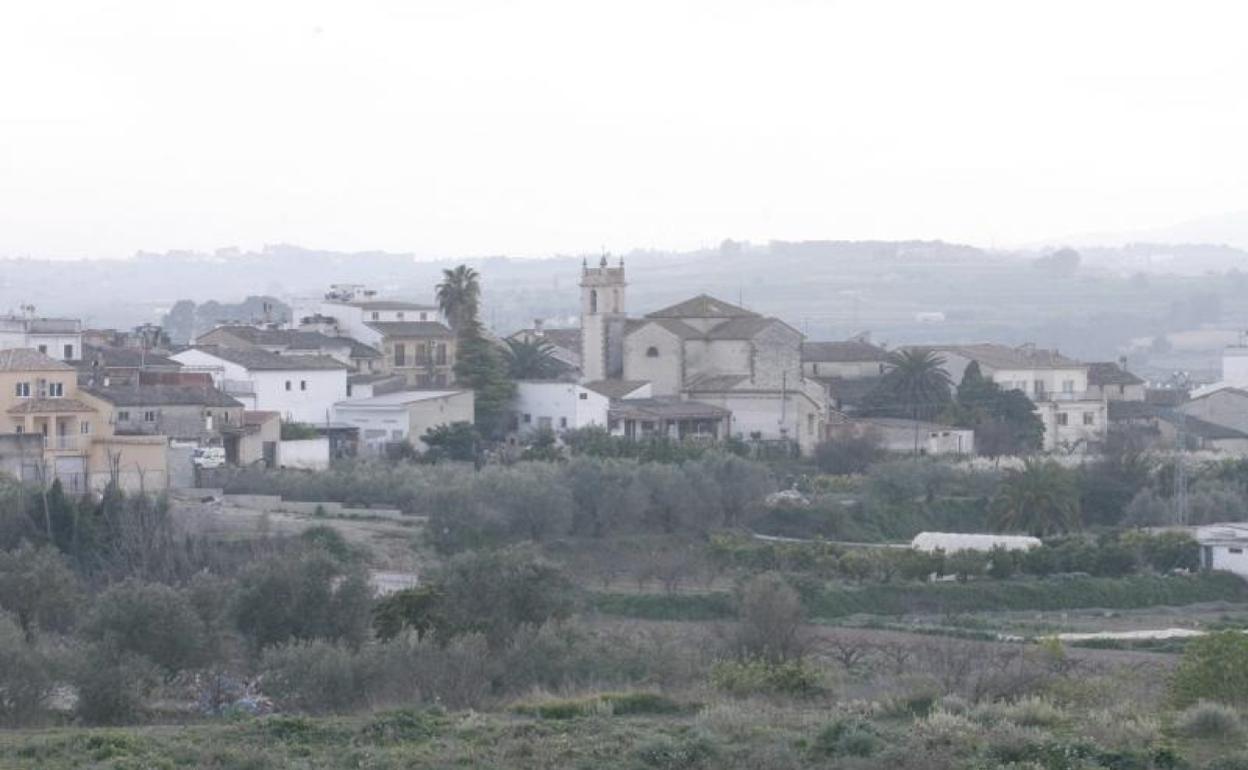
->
[580,255,627,381]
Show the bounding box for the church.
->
[577,257,827,455]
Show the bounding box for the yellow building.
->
[0,348,167,493]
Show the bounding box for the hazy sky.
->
[2,1,1246,259]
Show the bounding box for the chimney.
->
[533,318,545,337]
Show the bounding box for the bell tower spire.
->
[579,253,627,381]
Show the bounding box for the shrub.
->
[513,691,687,720]
[1172,631,1248,708]
[634,732,718,769]
[359,708,446,743]
[814,431,885,476]
[980,696,1065,728]
[0,543,79,640]
[72,643,160,725]
[434,545,576,649]
[1175,700,1243,739]
[82,579,206,672]
[0,612,53,725]
[260,640,376,714]
[813,716,882,757]
[734,573,804,662]
[1207,756,1248,770]
[233,548,373,653]
[369,632,496,709]
[710,658,824,698]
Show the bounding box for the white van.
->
[192,446,227,469]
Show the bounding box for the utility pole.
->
[1170,371,1191,525]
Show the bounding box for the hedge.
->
[589,572,1248,621]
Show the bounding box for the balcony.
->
[1033,390,1100,403]
[45,435,82,452]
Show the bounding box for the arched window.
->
[646,346,659,358]
[589,290,598,314]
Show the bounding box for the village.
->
[5,257,1248,567]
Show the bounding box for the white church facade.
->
[577,258,828,454]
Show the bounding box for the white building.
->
[170,347,348,425]
[297,285,442,348]
[510,380,621,438]
[836,417,974,456]
[332,389,474,452]
[925,343,1107,453]
[0,314,83,361]
[1196,523,1248,577]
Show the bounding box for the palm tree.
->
[436,265,481,331]
[990,458,1081,536]
[505,338,564,380]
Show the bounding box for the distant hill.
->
[1047,211,1248,253]
[4,240,1248,379]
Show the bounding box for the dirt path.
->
[170,494,430,574]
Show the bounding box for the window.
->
[1033,380,1046,396]
[396,312,405,320]
[807,414,815,435]
[371,311,380,320]
[285,380,292,391]
[300,380,307,391]
[589,290,598,314]
[13,425,22,434]
[420,312,428,321]
[1232,548,1244,555]
[646,346,659,357]
[1056,412,1068,426]
[14,382,29,398]
[538,416,553,430]
[394,343,406,367]
[560,417,568,428]
[47,382,64,397]
[117,410,130,422]
[80,421,90,435]
[578,392,588,400]
[435,343,447,365]
[523,413,532,424]
[37,345,46,354]
[1119,384,1126,395]
[143,411,157,422]
[1062,379,1075,393]
[1083,412,1095,426]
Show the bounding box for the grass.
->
[0,698,1218,770]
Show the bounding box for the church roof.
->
[583,379,649,399]
[684,373,750,391]
[704,316,778,340]
[645,294,759,320]
[802,340,890,363]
